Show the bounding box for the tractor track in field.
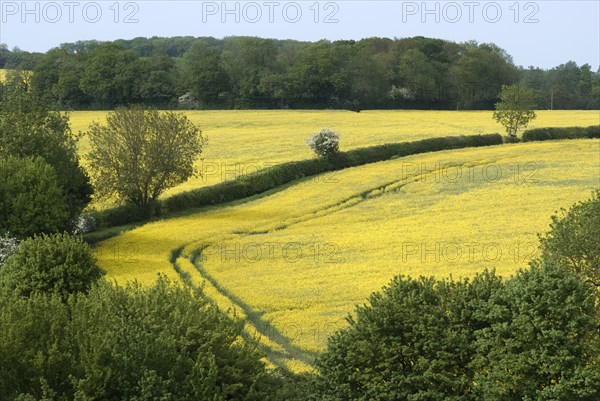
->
[232,160,495,236]
[170,245,319,369]
[168,160,495,367]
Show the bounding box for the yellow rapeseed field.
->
[95,138,600,371]
[71,110,600,206]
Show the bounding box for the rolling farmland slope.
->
[95,138,600,371]
[71,110,600,206]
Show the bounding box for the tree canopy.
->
[539,190,600,286]
[87,107,205,215]
[0,156,68,239]
[0,71,93,227]
[493,84,537,138]
[3,36,594,110]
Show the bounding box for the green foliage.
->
[0,73,93,227]
[316,271,502,401]
[0,233,103,299]
[472,262,600,400]
[0,156,68,239]
[79,43,141,105]
[493,84,537,138]
[0,291,73,399]
[183,41,230,106]
[538,190,600,286]
[317,264,600,400]
[87,107,205,216]
[0,278,274,400]
[450,42,518,109]
[12,36,600,110]
[31,48,90,107]
[522,125,600,141]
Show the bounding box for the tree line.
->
[2,36,598,110]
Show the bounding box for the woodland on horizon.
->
[1,35,598,110]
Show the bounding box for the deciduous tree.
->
[87,107,205,216]
[493,83,537,139]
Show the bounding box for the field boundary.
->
[88,125,599,234]
[90,133,503,229]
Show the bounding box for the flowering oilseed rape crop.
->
[95,136,600,371]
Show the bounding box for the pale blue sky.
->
[0,0,598,69]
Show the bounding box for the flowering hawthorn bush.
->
[0,233,19,267]
[306,129,340,158]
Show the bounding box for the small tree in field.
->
[87,107,205,216]
[306,128,340,158]
[493,84,537,140]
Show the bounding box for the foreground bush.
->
[0,74,93,229]
[0,233,103,298]
[316,264,600,400]
[316,271,502,401]
[472,262,600,400]
[0,278,277,400]
[538,189,600,286]
[0,156,69,239]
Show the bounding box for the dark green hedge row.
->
[92,134,503,228]
[521,125,600,142]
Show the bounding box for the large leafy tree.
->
[316,272,503,401]
[317,263,599,400]
[493,84,537,139]
[80,42,141,105]
[87,107,205,216]
[449,42,518,109]
[182,41,230,106]
[0,71,93,228]
[31,47,90,107]
[137,46,179,105]
[286,40,352,108]
[221,37,280,107]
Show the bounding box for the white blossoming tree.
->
[0,233,19,267]
[306,129,340,158]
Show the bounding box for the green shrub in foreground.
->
[0,233,103,298]
[538,189,600,286]
[0,278,279,401]
[0,156,69,239]
[316,264,600,401]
